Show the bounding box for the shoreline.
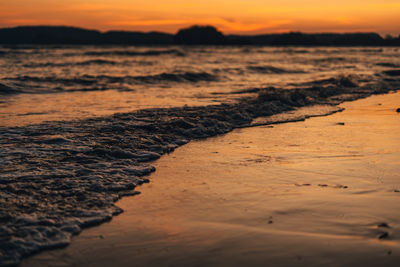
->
[1,73,399,266]
[21,91,400,267]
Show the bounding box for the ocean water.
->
[1,46,399,126]
[1,45,400,266]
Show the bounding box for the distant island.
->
[0,25,399,46]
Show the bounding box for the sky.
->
[0,0,399,35]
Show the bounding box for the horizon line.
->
[1,24,398,37]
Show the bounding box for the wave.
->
[4,71,219,93]
[211,87,263,95]
[382,69,400,76]
[23,59,120,68]
[0,49,44,56]
[254,49,310,54]
[83,49,185,57]
[9,71,218,84]
[359,48,383,53]
[313,57,347,63]
[1,73,398,266]
[296,75,362,88]
[214,67,245,75]
[247,65,303,74]
[134,71,218,83]
[0,50,29,57]
[77,59,118,66]
[376,62,400,68]
[0,83,19,94]
[22,59,158,68]
[281,49,310,54]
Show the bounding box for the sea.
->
[1,45,400,266]
[1,46,399,126]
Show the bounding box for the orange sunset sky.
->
[1,0,399,35]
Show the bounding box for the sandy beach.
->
[1,3,400,266]
[20,91,400,267]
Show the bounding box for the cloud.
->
[106,19,188,26]
[0,0,399,34]
[214,18,293,32]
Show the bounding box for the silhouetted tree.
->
[0,26,102,44]
[174,25,227,45]
[0,25,398,46]
[270,32,319,46]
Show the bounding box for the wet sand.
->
[22,92,400,267]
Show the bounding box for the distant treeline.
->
[0,25,399,46]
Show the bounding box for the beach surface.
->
[21,91,400,267]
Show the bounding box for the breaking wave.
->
[1,71,400,266]
[1,45,400,266]
[1,74,399,266]
[3,71,219,94]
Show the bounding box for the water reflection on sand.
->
[22,92,400,266]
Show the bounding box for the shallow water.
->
[1,46,400,126]
[1,45,400,266]
[21,92,400,267]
